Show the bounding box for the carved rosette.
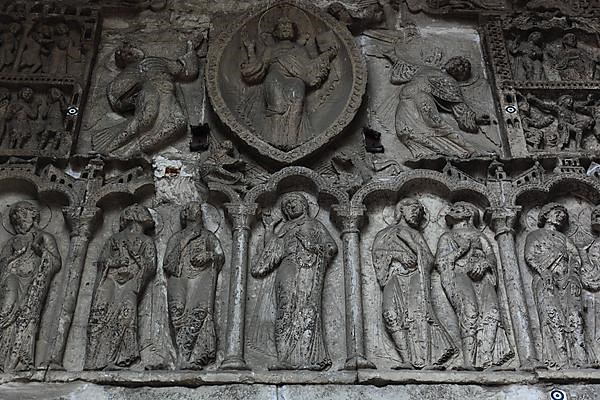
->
[206,1,366,164]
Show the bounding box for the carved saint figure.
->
[85,204,157,370]
[508,31,545,81]
[240,17,338,151]
[164,202,224,369]
[0,23,21,72]
[524,203,587,368]
[251,192,338,370]
[580,205,600,366]
[526,93,594,150]
[40,87,68,151]
[435,202,513,369]
[372,199,455,369]
[6,87,40,149]
[385,52,490,158]
[0,201,61,371]
[93,41,199,156]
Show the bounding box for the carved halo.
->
[257,3,315,45]
[2,201,52,235]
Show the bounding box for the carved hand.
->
[191,252,212,268]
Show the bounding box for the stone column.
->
[335,205,376,370]
[488,206,538,368]
[46,206,101,367]
[220,203,257,370]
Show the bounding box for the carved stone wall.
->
[3,1,600,399]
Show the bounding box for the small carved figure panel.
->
[0,201,61,372]
[250,192,338,370]
[516,91,600,154]
[164,202,224,370]
[206,2,366,164]
[363,22,501,162]
[0,84,80,157]
[85,204,157,370]
[406,0,507,14]
[503,16,600,82]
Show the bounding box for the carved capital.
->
[487,206,521,237]
[225,203,258,231]
[333,205,366,234]
[62,206,102,239]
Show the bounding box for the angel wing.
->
[428,75,464,103]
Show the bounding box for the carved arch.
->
[510,173,600,206]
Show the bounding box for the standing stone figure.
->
[580,205,600,366]
[6,87,40,149]
[241,16,338,150]
[372,198,455,369]
[164,202,224,369]
[435,202,513,370]
[508,31,545,81]
[93,40,200,156]
[524,203,587,368]
[0,23,21,72]
[85,204,157,370]
[251,192,338,370]
[0,201,61,371]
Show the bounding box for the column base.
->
[220,357,250,371]
[343,355,376,370]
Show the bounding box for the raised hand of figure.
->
[261,210,281,232]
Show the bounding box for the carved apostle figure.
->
[385,51,490,158]
[164,202,224,369]
[40,87,68,151]
[240,16,338,151]
[580,205,600,366]
[372,198,455,369]
[85,204,157,370]
[550,33,600,81]
[0,201,61,371]
[251,192,338,370]
[93,40,200,157]
[435,202,513,370]
[524,203,587,368]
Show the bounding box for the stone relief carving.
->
[364,21,501,162]
[435,202,514,370]
[164,201,224,370]
[206,1,366,164]
[405,0,507,14]
[85,204,157,370]
[250,192,338,370]
[0,201,61,372]
[0,4,99,159]
[92,39,202,157]
[523,203,590,369]
[372,198,456,369]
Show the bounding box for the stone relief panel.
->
[515,90,600,154]
[206,1,366,164]
[515,179,600,370]
[245,189,345,371]
[0,2,100,158]
[362,20,503,162]
[361,188,515,370]
[80,21,207,158]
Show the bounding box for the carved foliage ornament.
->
[206,1,366,164]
